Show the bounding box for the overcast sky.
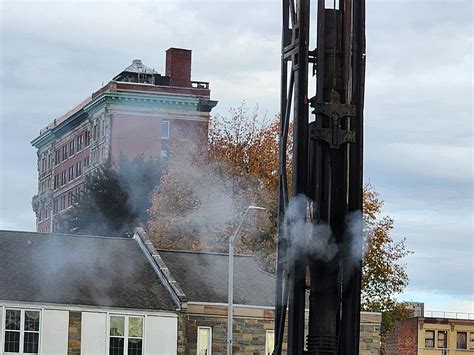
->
[0,0,472,313]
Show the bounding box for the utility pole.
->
[274,0,366,354]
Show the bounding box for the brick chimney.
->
[165,48,192,87]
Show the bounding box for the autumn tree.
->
[362,184,412,335]
[148,105,276,266]
[148,103,411,328]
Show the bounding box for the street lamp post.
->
[227,205,266,355]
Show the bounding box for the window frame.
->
[457,331,468,350]
[3,308,41,355]
[265,330,275,355]
[437,330,448,349]
[77,135,83,152]
[425,330,435,348]
[161,121,170,139]
[108,314,145,355]
[69,140,75,157]
[197,326,212,355]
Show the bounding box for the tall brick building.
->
[31,48,217,232]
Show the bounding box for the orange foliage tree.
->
[148,104,411,331]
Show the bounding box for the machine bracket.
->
[309,90,356,149]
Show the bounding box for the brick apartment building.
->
[31,48,217,232]
[385,312,474,354]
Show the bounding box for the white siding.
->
[42,309,69,355]
[81,312,107,355]
[146,316,178,355]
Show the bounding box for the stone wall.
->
[179,304,380,355]
[179,305,282,355]
[360,312,383,355]
[67,311,82,355]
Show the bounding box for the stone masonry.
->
[179,304,381,355]
[67,311,82,355]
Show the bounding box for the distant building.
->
[0,228,382,355]
[31,48,217,233]
[385,312,474,354]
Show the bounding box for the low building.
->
[0,229,382,354]
[0,230,179,355]
[385,313,474,354]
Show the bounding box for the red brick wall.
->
[109,113,163,165]
[385,317,418,355]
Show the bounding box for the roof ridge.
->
[156,248,253,257]
[0,229,132,241]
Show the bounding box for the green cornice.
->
[31,130,55,149]
[84,91,201,115]
[32,90,205,149]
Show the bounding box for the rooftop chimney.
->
[165,48,192,87]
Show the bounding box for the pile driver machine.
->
[274,0,366,354]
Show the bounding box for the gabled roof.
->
[0,230,177,311]
[158,249,276,308]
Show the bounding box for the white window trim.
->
[107,314,145,355]
[265,330,275,355]
[2,307,41,355]
[197,326,212,355]
[161,121,170,139]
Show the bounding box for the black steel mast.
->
[274,0,366,354]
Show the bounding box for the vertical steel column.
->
[287,0,310,353]
[339,0,366,352]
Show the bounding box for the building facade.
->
[0,229,180,355]
[385,314,474,354]
[31,48,217,233]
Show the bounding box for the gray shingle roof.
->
[158,250,276,307]
[0,230,177,311]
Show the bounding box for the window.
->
[68,166,74,182]
[197,327,211,355]
[425,330,435,348]
[438,330,447,348]
[60,195,66,210]
[161,120,170,139]
[76,161,82,176]
[457,332,467,349]
[109,315,144,355]
[41,157,46,173]
[69,140,75,156]
[4,309,40,354]
[266,330,275,355]
[85,130,91,147]
[55,149,61,165]
[77,135,83,152]
[67,192,73,207]
[53,198,59,213]
[61,171,66,186]
[62,145,68,161]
